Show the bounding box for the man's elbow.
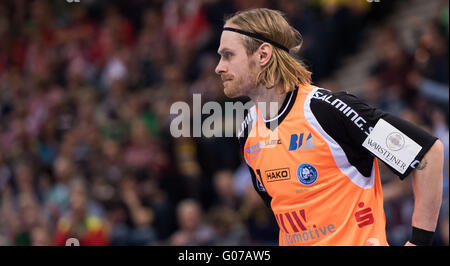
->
[415,139,445,177]
[422,139,445,185]
[429,139,445,159]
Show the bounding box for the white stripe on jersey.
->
[303,88,375,189]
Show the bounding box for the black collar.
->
[264,86,298,130]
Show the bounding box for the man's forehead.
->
[217,29,244,53]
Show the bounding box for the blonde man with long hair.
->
[215,8,443,246]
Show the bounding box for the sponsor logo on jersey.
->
[276,209,336,245]
[296,163,318,185]
[245,139,281,153]
[355,202,374,228]
[260,139,282,148]
[312,90,372,135]
[365,138,409,171]
[265,168,291,182]
[386,132,405,151]
[362,119,422,174]
[245,143,261,154]
[288,133,315,151]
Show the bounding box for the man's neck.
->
[248,84,287,121]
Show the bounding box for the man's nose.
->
[215,60,226,75]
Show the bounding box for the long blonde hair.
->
[225,8,311,93]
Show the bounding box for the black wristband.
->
[410,226,434,246]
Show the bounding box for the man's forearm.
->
[410,140,444,232]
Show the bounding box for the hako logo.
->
[355,202,374,228]
[265,168,291,182]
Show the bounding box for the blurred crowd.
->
[358,2,449,245]
[0,0,448,246]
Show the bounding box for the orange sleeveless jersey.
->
[242,85,388,246]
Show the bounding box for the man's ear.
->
[258,42,273,67]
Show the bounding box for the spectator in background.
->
[138,178,177,243]
[189,53,224,102]
[45,156,75,220]
[163,0,212,72]
[136,8,165,88]
[415,19,449,85]
[211,169,240,210]
[208,206,249,246]
[0,160,51,246]
[238,186,278,245]
[409,18,449,116]
[53,177,108,246]
[169,198,214,246]
[123,118,168,174]
[108,174,157,246]
[0,0,447,246]
[371,26,416,107]
[30,225,52,246]
[9,192,47,246]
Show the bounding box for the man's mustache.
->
[221,74,234,81]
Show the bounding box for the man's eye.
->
[223,53,232,59]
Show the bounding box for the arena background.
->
[0,0,448,246]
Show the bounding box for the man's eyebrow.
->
[217,48,233,55]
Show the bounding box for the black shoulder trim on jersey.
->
[309,89,438,179]
[309,89,377,177]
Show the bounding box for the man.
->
[215,8,444,246]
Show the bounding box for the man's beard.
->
[222,73,256,98]
[223,77,241,98]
